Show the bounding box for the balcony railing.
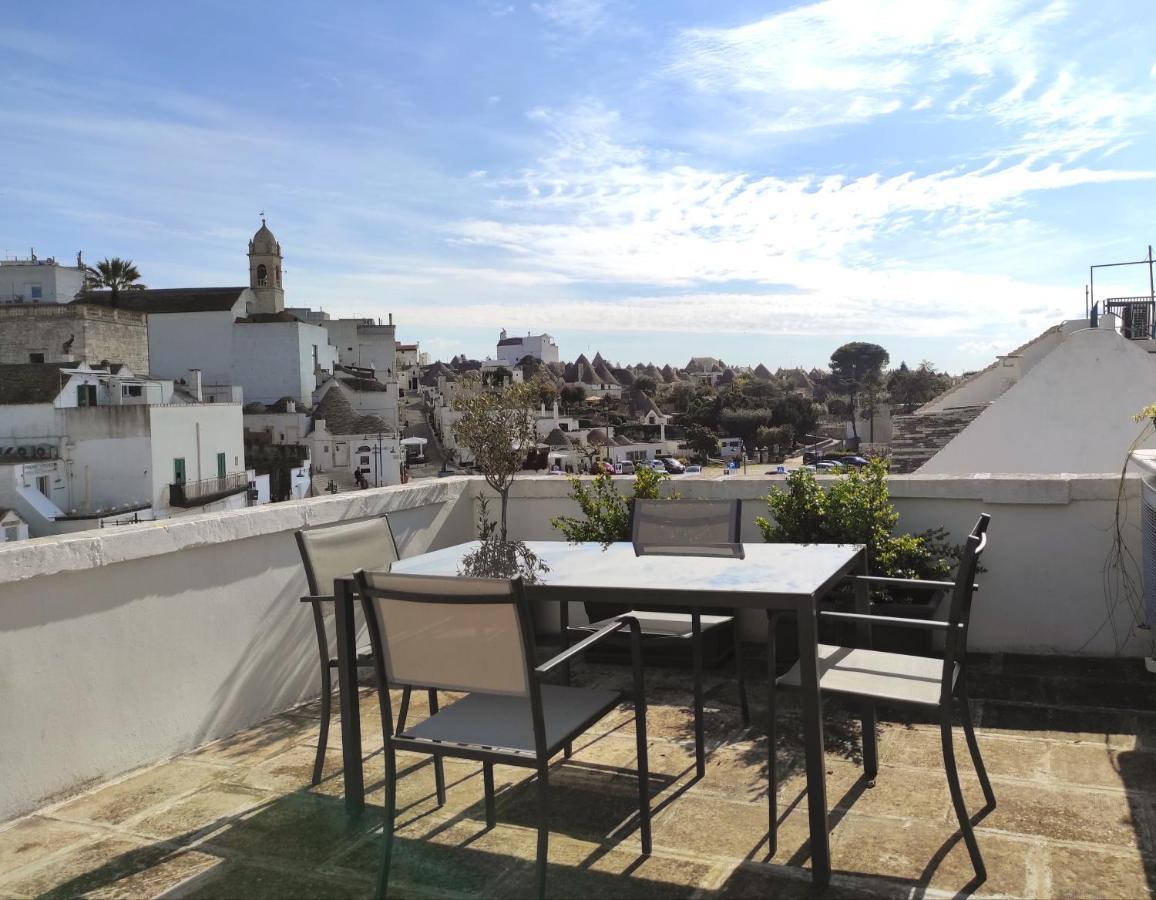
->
[169,472,250,507]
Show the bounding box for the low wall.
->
[0,471,1150,823]
[500,473,1152,658]
[0,478,475,822]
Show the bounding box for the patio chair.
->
[569,498,750,778]
[354,570,651,900]
[767,514,994,882]
[295,517,444,796]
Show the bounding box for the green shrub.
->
[551,467,669,547]
[756,458,965,594]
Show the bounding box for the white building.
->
[496,329,560,366]
[74,222,339,407]
[0,253,87,305]
[903,313,1156,475]
[310,388,402,487]
[0,361,250,535]
[0,508,29,542]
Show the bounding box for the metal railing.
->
[1103,297,1156,340]
[170,472,250,507]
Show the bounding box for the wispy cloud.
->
[531,0,611,37]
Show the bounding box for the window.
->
[173,458,186,484]
[122,384,142,398]
[217,452,226,479]
[29,352,44,363]
[3,525,17,542]
[29,285,42,300]
[35,476,50,497]
[360,455,370,466]
[256,263,268,287]
[76,384,97,407]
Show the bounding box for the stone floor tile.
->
[131,783,272,842]
[330,828,518,896]
[879,724,1051,782]
[0,816,102,883]
[0,834,218,900]
[237,744,346,793]
[1050,743,1156,794]
[650,792,800,865]
[978,701,1139,748]
[52,761,225,828]
[689,739,778,804]
[188,715,317,765]
[202,792,381,869]
[822,761,949,822]
[962,778,1144,848]
[829,814,1038,897]
[495,844,721,900]
[177,859,371,899]
[713,861,903,899]
[1043,843,1155,899]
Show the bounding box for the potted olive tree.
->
[451,373,542,542]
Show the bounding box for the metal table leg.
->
[334,577,365,816]
[796,599,830,885]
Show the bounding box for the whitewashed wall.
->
[0,478,475,823]
[0,472,1150,825]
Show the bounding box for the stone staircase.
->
[889,405,987,473]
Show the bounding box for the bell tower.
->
[247,218,285,314]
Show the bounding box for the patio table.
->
[332,539,865,887]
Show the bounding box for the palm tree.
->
[85,258,146,304]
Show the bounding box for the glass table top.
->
[390,540,864,600]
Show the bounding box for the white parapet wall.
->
[500,472,1151,659]
[0,478,476,823]
[0,471,1149,823]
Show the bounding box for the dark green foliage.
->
[551,467,668,547]
[685,424,720,462]
[756,458,965,593]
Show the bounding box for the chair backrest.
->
[356,570,535,698]
[631,498,741,547]
[295,516,400,597]
[942,528,988,680]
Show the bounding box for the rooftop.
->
[1,653,1152,899]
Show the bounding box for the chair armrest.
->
[300,594,335,604]
[535,620,627,676]
[854,575,977,592]
[818,610,961,631]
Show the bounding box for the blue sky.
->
[3,0,1156,372]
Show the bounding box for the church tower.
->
[247,218,285,314]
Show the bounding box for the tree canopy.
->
[85,258,145,302]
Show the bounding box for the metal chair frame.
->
[356,571,651,900]
[563,498,750,778]
[294,516,444,798]
[767,515,994,882]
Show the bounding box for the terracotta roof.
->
[0,363,71,404]
[74,287,248,313]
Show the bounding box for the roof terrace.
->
[0,475,1152,897]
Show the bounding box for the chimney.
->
[286,400,296,413]
[388,313,394,326]
[188,369,203,402]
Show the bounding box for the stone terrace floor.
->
[2,653,1154,899]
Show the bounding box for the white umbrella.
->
[400,436,428,446]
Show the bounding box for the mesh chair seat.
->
[402,684,622,756]
[577,610,734,639]
[778,643,959,707]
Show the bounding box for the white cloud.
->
[531,0,610,37]
[444,99,1147,339]
[665,0,1150,158]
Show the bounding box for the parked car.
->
[615,461,636,475]
[814,460,840,470]
[647,459,667,472]
[661,456,686,474]
[841,455,870,467]
[684,464,702,474]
